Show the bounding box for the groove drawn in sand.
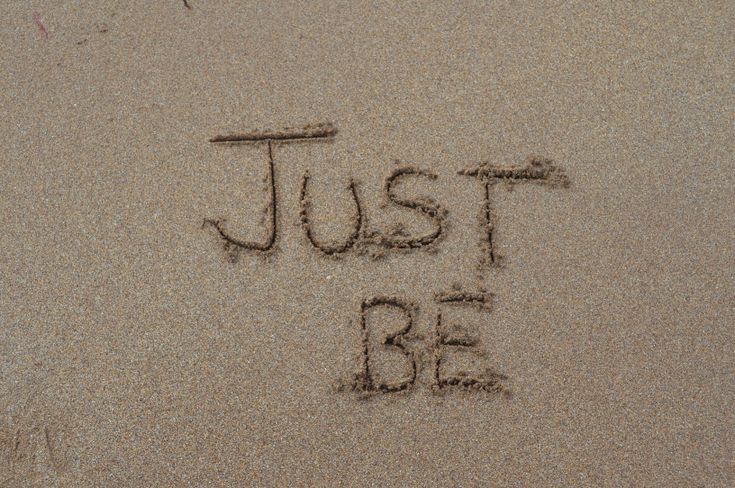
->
[341,290,508,397]
[307,164,448,257]
[300,171,363,255]
[0,420,74,482]
[379,166,447,249]
[202,124,571,400]
[354,296,417,393]
[205,123,458,260]
[435,290,494,310]
[205,123,337,258]
[203,140,277,254]
[205,134,568,262]
[432,294,507,394]
[459,156,569,268]
[209,122,338,143]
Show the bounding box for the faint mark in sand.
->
[0,418,75,483]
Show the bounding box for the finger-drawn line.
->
[358,296,417,393]
[459,156,569,185]
[435,290,493,309]
[203,140,277,252]
[205,123,337,257]
[380,166,446,249]
[300,171,363,255]
[483,181,495,264]
[433,309,477,347]
[210,122,337,143]
[432,312,507,393]
[439,370,507,392]
[459,156,569,267]
[432,311,445,388]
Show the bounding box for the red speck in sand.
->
[32,11,48,39]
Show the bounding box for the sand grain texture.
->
[1,1,733,486]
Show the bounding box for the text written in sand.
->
[338,292,509,397]
[205,123,568,265]
[205,123,570,397]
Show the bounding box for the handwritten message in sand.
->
[205,123,569,397]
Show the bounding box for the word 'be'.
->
[342,290,508,395]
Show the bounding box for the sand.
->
[1,1,733,486]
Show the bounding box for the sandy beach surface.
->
[1,1,733,486]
